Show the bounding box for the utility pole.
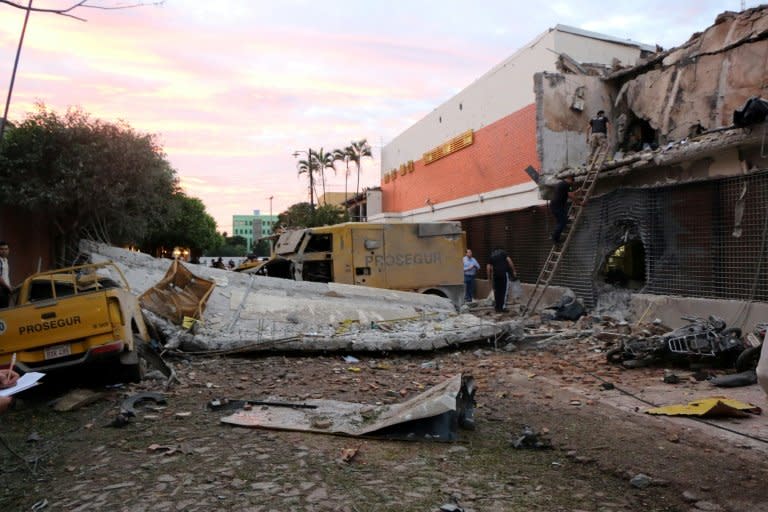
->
[0,0,33,141]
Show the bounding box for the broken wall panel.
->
[534,72,614,172]
[622,17,768,142]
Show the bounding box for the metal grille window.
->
[462,169,768,307]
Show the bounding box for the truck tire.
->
[119,340,147,383]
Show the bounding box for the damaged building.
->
[376,7,768,326]
[535,7,768,307]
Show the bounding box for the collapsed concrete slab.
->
[219,373,476,442]
[81,241,519,352]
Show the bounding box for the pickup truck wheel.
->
[120,340,147,383]
[121,359,145,383]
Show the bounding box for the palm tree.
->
[333,148,351,203]
[348,139,373,197]
[296,149,318,210]
[313,147,335,205]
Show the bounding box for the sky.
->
[0,0,757,234]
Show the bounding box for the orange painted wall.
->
[382,103,539,213]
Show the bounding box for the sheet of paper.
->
[0,372,45,397]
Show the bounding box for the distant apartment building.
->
[232,210,278,252]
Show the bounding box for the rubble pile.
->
[82,241,521,353]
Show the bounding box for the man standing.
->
[0,241,10,308]
[462,249,481,302]
[586,110,609,165]
[550,176,578,245]
[486,248,517,313]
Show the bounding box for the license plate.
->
[44,344,71,360]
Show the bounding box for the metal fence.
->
[462,169,768,307]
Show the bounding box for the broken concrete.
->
[81,241,519,352]
[537,6,768,178]
[220,373,476,442]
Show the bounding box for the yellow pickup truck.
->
[0,262,150,382]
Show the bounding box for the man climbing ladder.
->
[523,145,610,316]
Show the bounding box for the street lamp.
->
[293,149,315,211]
[268,195,274,219]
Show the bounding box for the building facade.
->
[232,210,278,253]
[374,9,768,319]
[376,25,654,224]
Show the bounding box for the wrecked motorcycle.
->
[734,322,767,372]
[606,315,743,368]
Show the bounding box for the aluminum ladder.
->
[522,146,610,316]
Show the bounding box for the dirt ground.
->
[1,320,768,512]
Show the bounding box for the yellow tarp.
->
[646,397,762,418]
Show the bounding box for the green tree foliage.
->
[277,202,348,229]
[313,147,335,201]
[348,138,372,196]
[214,235,248,257]
[332,148,351,202]
[296,151,318,209]
[0,105,220,263]
[142,192,222,255]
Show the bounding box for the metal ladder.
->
[522,146,610,315]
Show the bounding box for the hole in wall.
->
[459,103,463,110]
[621,116,658,152]
[599,238,646,290]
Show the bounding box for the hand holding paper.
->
[0,372,44,397]
[0,368,19,389]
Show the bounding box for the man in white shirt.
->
[462,249,481,302]
[0,240,10,308]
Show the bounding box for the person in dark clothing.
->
[486,248,517,313]
[586,110,610,165]
[550,175,577,245]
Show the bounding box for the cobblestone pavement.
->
[1,334,767,511]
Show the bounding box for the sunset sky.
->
[0,1,753,234]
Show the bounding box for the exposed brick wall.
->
[382,103,539,213]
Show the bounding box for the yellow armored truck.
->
[254,222,466,306]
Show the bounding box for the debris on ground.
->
[511,424,553,449]
[709,370,757,387]
[51,388,103,412]
[220,374,476,442]
[139,259,216,325]
[646,397,762,418]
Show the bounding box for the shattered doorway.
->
[599,238,646,290]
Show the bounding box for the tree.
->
[333,148,351,202]
[141,192,222,255]
[347,139,372,196]
[296,150,318,210]
[313,147,335,204]
[0,104,179,264]
[277,202,347,229]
